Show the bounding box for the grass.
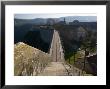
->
[14,42,51,76]
[65,50,84,65]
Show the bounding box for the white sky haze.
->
[14,14,97,22]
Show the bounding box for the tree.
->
[80,29,97,75]
[80,35,90,74]
[73,48,77,65]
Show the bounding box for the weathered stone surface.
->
[14,42,51,76]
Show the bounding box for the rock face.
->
[14,24,54,53]
[14,42,51,76]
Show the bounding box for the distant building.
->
[58,18,66,25]
[69,20,80,25]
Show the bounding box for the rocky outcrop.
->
[14,42,51,76]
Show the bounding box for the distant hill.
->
[14,16,96,26]
[60,16,96,22]
[14,18,47,26]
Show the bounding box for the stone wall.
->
[14,42,51,76]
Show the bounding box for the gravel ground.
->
[38,62,68,76]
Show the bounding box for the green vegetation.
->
[64,27,97,65]
[65,51,84,65]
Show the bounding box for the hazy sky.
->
[14,14,97,22]
[15,14,71,19]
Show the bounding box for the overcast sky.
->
[15,14,73,19]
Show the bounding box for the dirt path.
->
[38,30,83,76]
[38,62,69,76]
[50,30,64,62]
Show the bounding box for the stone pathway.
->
[38,62,69,76]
